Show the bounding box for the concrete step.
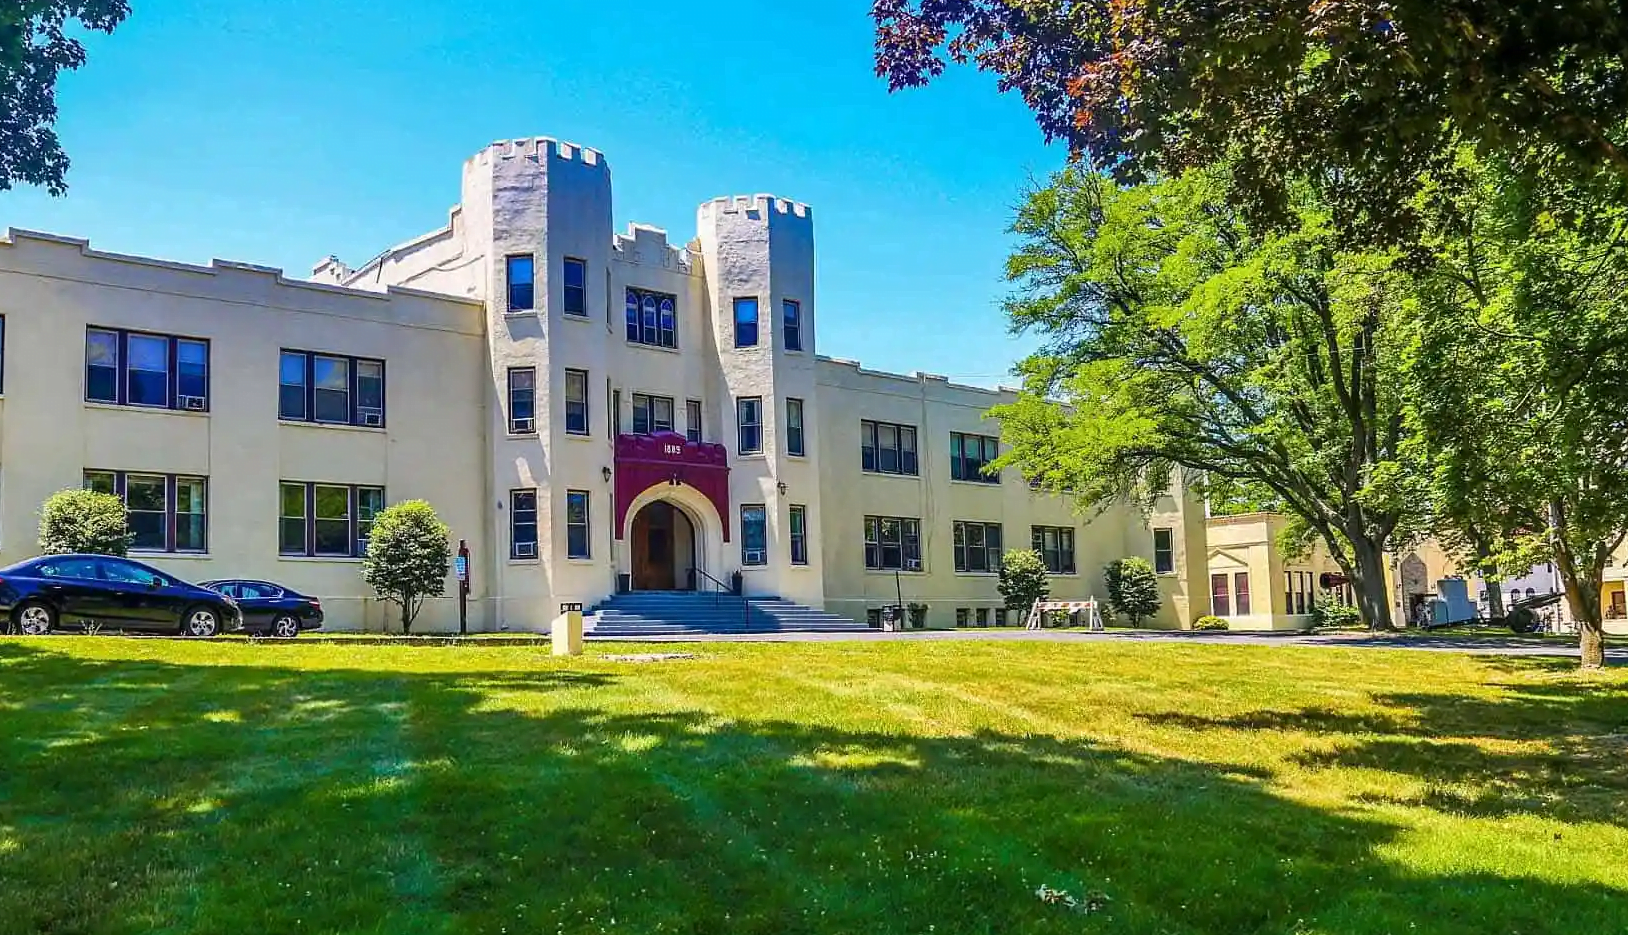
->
[586,591,872,635]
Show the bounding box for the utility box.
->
[554,603,583,656]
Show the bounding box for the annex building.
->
[0,136,1208,632]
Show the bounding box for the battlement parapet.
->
[612,223,698,276]
[698,194,812,221]
[467,136,608,170]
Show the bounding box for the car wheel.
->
[183,606,221,638]
[13,601,56,636]
[271,614,301,639]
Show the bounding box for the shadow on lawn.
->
[1139,657,1628,828]
[0,643,1623,935]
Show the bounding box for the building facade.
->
[0,136,1206,631]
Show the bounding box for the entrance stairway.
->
[585,591,874,637]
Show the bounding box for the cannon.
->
[1501,591,1565,634]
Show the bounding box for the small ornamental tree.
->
[997,548,1050,623]
[361,500,451,635]
[38,488,130,555]
[1105,557,1161,626]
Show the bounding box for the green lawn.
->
[1,638,1625,934]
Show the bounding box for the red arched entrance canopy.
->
[614,431,732,541]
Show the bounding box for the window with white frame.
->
[861,420,918,475]
[279,482,383,558]
[508,368,536,434]
[1153,527,1175,574]
[562,258,587,317]
[953,521,1003,573]
[733,297,759,347]
[564,369,589,436]
[783,299,802,351]
[736,397,763,454]
[85,327,209,411]
[786,397,805,456]
[625,287,677,348]
[789,505,808,565]
[506,255,535,311]
[686,399,703,444]
[864,516,921,571]
[84,470,207,553]
[565,490,591,558]
[741,504,768,565]
[279,350,385,427]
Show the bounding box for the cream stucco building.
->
[0,136,1207,632]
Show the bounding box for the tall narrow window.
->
[173,477,207,553]
[279,350,308,420]
[566,490,591,558]
[686,399,703,444]
[124,474,167,551]
[564,369,589,436]
[1211,573,1232,617]
[511,489,538,558]
[0,314,7,393]
[313,484,352,556]
[1234,572,1252,616]
[611,388,622,436]
[313,356,350,423]
[789,505,808,565]
[1153,527,1175,574]
[177,339,208,405]
[733,297,759,347]
[506,255,535,311]
[356,360,385,425]
[356,487,384,556]
[562,258,587,317]
[782,299,802,351]
[741,504,767,565]
[736,397,763,454]
[508,367,536,434]
[279,482,307,555]
[85,329,119,402]
[786,397,805,456]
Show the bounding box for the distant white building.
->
[0,136,1209,631]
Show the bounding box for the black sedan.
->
[0,554,240,637]
[200,579,324,638]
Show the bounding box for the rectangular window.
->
[612,388,622,436]
[860,420,919,475]
[953,521,1003,573]
[956,608,970,627]
[950,432,1002,483]
[864,515,922,570]
[507,255,535,311]
[741,504,768,565]
[562,257,587,317]
[1153,527,1175,574]
[1211,573,1232,617]
[566,490,591,559]
[733,296,759,347]
[632,393,675,435]
[737,396,763,454]
[1234,572,1252,616]
[83,471,207,553]
[625,287,678,348]
[789,504,808,565]
[511,489,538,559]
[84,327,210,411]
[976,607,990,626]
[686,399,703,444]
[783,299,802,351]
[786,397,805,456]
[278,482,383,558]
[995,608,1008,626]
[564,369,589,436]
[1030,526,1076,574]
[508,367,536,434]
[280,350,385,427]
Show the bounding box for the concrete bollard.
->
[553,603,583,656]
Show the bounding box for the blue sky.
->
[0,0,1062,384]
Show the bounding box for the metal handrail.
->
[690,566,729,605]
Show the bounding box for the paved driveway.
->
[590,627,1626,660]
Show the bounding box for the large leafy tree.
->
[1,0,130,194]
[1411,154,1628,668]
[872,0,1628,239]
[361,500,451,635]
[994,164,1422,629]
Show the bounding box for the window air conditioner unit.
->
[744,549,766,565]
[513,542,537,559]
[905,558,923,571]
[179,395,206,412]
[359,410,384,428]
[513,417,536,434]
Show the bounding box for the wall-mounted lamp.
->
[601,466,613,482]
[776,481,788,496]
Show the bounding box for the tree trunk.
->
[401,595,414,635]
[1485,578,1505,619]
[1554,559,1606,669]
[1348,535,1395,630]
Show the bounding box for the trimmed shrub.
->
[1310,594,1362,629]
[1193,615,1229,631]
[1105,556,1161,626]
[998,549,1051,622]
[38,488,130,556]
